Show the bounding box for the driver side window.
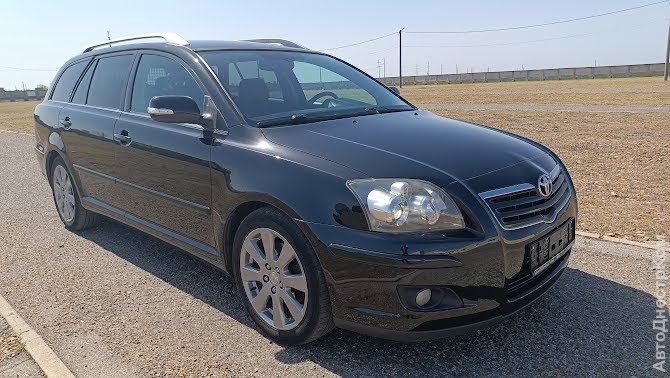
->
[292,62,376,105]
[131,54,204,114]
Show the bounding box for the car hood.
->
[261,110,556,191]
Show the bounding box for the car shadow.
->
[77,220,657,376]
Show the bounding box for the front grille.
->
[506,250,570,299]
[480,165,571,230]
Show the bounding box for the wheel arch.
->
[45,149,64,186]
[44,147,86,207]
[220,195,313,275]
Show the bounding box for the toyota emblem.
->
[537,174,553,198]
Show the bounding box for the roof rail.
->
[243,39,307,49]
[82,32,189,53]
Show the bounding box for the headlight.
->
[346,179,465,233]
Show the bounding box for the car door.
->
[59,53,134,208]
[113,52,214,250]
[35,59,88,172]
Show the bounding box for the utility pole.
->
[665,17,670,81]
[427,61,430,76]
[107,30,111,48]
[399,28,403,88]
[440,64,443,75]
[415,64,419,76]
[382,57,386,78]
[377,59,381,78]
[21,81,26,91]
[456,64,458,74]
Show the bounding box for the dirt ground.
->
[403,77,670,106]
[432,110,668,242]
[1,77,668,241]
[0,100,37,134]
[400,77,670,242]
[0,326,23,363]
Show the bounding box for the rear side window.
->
[51,61,87,102]
[87,55,134,109]
[130,54,204,113]
[71,61,95,104]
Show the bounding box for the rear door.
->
[112,52,214,250]
[60,52,135,208]
[35,59,89,166]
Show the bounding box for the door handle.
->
[59,116,71,129]
[113,132,132,146]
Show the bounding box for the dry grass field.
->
[402,77,670,242]
[0,77,668,242]
[0,100,38,134]
[403,77,670,106]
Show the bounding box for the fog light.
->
[415,289,432,307]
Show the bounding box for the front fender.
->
[211,138,366,227]
[209,126,370,270]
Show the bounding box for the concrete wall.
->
[378,62,665,86]
[0,89,47,102]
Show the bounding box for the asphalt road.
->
[0,131,664,377]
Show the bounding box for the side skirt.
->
[82,196,229,275]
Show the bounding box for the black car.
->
[34,33,577,344]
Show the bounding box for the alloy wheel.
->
[53,165,75,223]
[240,227,308,331]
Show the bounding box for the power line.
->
[403,34,591,48]
[0,65,56,72]
[317,1,668,55]
[406,0,669,34]
[336,46,397,59]
[319,31,397,51]
[402,17,669,49]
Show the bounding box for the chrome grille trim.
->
[479,165,572,230]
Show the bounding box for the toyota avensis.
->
[34,33,577,344]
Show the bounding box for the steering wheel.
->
[308,91,339,105]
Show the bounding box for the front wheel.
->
[232,207,334,344]
[50,157,100,231]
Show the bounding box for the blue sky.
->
[0,0,668,89]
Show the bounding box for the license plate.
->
[527,219,574,276]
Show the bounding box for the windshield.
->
[198,50,414,126]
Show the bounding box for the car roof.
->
[188,40,307,52]
[58,36,319,75]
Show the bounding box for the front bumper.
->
[301,194,577,341]
[334,245,569,341]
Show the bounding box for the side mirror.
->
[388,86,400,95]
[148,96,202,125]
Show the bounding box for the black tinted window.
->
[51,61,87,102]
[87,55,133,109]
[71,61,95,104]
[200,51,411,123]
[131,54,203,113]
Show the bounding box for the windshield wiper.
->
[256,108,380,128]
[364,106,414,114]
[257,114,310,127]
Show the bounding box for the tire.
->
[232,207,334,344]
[50,156,100,231]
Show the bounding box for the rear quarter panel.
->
[34,100,66,177]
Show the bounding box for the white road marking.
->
[0,294,75,378]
